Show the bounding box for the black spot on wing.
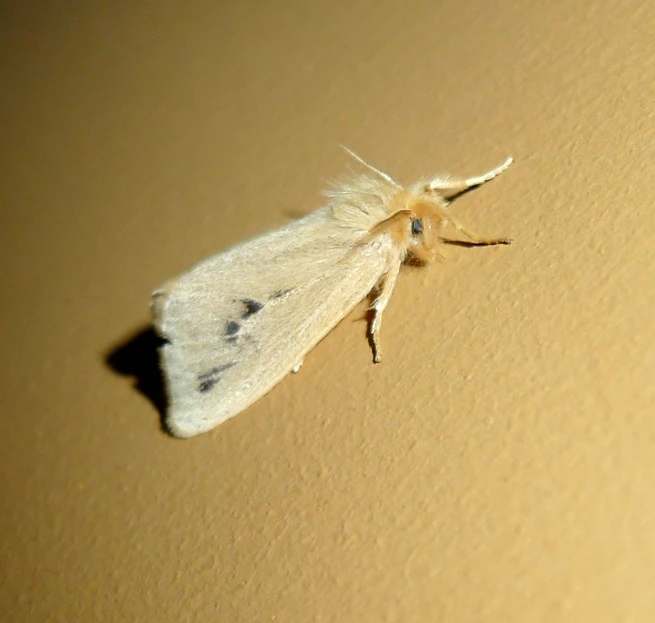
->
[198,376,219,393]
[271,288,293,299]
[241,298,264,318]
[225,320,240,336]
[197,362,236,393]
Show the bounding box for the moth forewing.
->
[152,217,403,438]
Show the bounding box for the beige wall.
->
[3,2,655,621]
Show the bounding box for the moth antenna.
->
[341,146,401,188]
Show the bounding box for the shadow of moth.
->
[151,148,513,437]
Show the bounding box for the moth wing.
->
[152,214,399,437]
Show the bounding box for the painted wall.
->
[3,2,655,621]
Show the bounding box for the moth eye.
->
[411,218,423,237]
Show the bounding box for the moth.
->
[151,149,513,437]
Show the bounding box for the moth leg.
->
[446,216,512,246]
[369,262,401,364]
[291,360,303,374]
[426,157,513,200]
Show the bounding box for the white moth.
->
[151,150,513,438]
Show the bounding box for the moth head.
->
[403,198,449,264]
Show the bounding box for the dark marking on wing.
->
[241,298,264,318]
[225,320,240,336]
[197,362,236,393]
[271,288,293,299]
[198,377,219,393]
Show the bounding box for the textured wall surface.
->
[3,2,655,621]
